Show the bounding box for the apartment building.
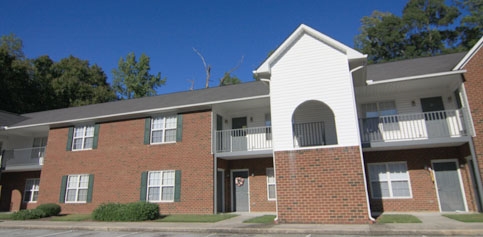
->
[1,24,482,224]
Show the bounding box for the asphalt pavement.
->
[0,212,482,236]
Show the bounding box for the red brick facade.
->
[274,146,370,224]
[217,157,276,212]
[363,145,477,213]
[462,46,483,191]
[0,171,41,211]
[38,111,214,214]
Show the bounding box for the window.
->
[361,101,397,118]
[23,179,40,202]
[151,116,177,144]
[65,174,90,203]
[147,170,175,202]
[265,113,272,140]
[266,168,276,200]
[72,126,94,150]
[31,137,47,159]
[368,162,411,199]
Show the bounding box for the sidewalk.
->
[0,212,482,236]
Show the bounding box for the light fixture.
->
[411,101,416,106]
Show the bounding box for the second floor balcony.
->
[359,109,469,148]
[215,126,272,157]
[1,147,45,171]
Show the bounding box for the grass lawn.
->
[243,215,276,224]
[157,214,237,223]
[377,214,422,223]
[50,214,92,221]
[443,214,483,222]
[0,213,12,220]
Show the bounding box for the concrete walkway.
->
[0,212,482,236]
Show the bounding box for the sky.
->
[0,0,409,94]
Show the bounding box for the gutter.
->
[366,70,466,85]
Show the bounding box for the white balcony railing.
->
[360,109,468,144]
[215,126,272,153]
[293,121,325,147]
[1,147,45,169]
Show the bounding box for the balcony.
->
[360,109,469,148]
[293,121,325,147]
[1,147,45,171]
[215,126,272,157]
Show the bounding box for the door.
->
[216,115,226,152]
[231,117,247,151]
[216,169,224,213]
[432,161,466,212]
[421,97,449,138]
[232,170,249,212]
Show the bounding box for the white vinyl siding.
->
[23,179,40,202]
[269,33,360,150]
[151,116,177,144]
[368,162,412,199]
[65,174,89,203]
[266,168,276,200]
[147,170,175,202]
[72,126,94,150]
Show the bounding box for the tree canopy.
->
[112,52,166,99]
[355,0,482,64]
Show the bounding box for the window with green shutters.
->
[66,124,100,151]
[59,174,94,203]
[144,114,183,145]
[140,170,181,202]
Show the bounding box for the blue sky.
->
[0,0,408,94]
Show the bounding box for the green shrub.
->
[36,203,61,217]
[92,202,159,221]
[11,209,46,220]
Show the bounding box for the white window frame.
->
[147,170,175,202]
[72,125,95,151]
[151,115,177,144]
[361,101,397,118]
[31,137,47,159]
[65,174,89,203]
[266,168,276,201]
[368,162,412,199]
[23,178,40,203]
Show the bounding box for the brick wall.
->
[38,111,214,214]
[0,171,41,211]
[217,157,276,212]
[463,46,483,192]
[275,146,370,224]
[364,145,477,212]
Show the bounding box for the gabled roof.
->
[454,36,483,70]
[254,24,366,77]
[8,81,269,129]
[366,52,467,82]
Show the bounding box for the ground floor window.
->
[23,179,40,202]
[65,174,90,203]
[147,170,175,202]
[266,168,276,200]
[368,162,411,199]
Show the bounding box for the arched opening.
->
[292,100,338,147]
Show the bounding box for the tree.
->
[51,56,116,107]
[0,48,32,113]
[112,52,166,99]
[219,73,241,86]
[456,0,483,49]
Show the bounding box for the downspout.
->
[349,62,375,222]
[468,140,483,211]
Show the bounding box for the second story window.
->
[72,125,95,150]
[151,115,177,144]
[361,101,397,118]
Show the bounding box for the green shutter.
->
[86,174,94,203]
[140,171,148,201]
[174,170,181,202]
[92,124,100,149]
[144,118,151,145]
[176,114,183,142]
[66,127,74,151]
[59,175,68,203]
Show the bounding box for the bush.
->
[36,203,61,217]
[92,202,159,221]
[11,209,46,220]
